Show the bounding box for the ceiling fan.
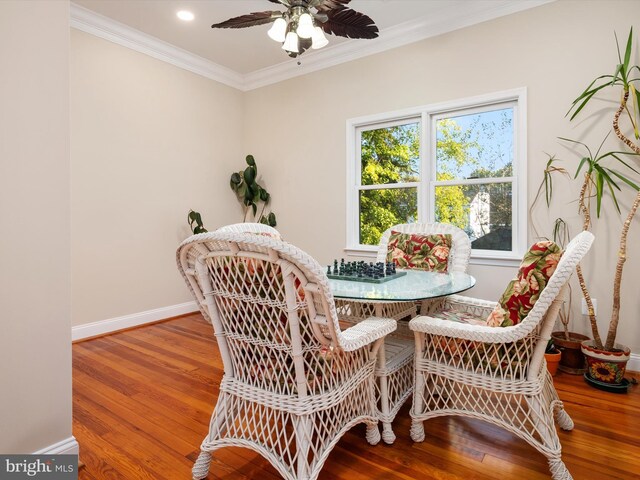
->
[211,0,379,58]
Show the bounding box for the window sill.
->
[344,247,522,267]
[469,256,521,268]
[343,247,377,258]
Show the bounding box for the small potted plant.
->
[229,155,277,227]
[545,339,562,377]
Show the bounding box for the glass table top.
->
[329,270,476,302]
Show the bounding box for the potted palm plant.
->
[565,28,640,387]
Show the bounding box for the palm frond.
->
[321,7,378,39]
[212,11,278,29]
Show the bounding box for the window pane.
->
[435,183,512,251]
[361,122,420,186]
[359,188,418,245]
[436,107,513,181]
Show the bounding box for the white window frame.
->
[345,88,527,267]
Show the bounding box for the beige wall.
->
[0,1,73,452]
[70,30,244,326]
[243,0,640,352]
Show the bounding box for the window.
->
[346,89,526,264]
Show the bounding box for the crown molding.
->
[71,1,554,92]
[70,3,245,90]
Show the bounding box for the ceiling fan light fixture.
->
[311,26,329,50]
[210,1,378,59]
[296,13,315,39]
[267,17,287,42]
[282,31,299,53]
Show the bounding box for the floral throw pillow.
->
[486,241,563,327]
[386,231,452,272]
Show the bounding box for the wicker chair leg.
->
[366,423,381,445]
[409,419,425,442]
[553,401,574,431]
[549,458,573,480]
[381,423,396,444]
[192,451,212,480]
[295,416,312,480]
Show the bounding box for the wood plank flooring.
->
[73,313,640,479]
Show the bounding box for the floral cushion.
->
[386,231,452,272]
[433,308,487,326]
[486,241,563,327]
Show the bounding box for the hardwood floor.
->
[73,313,640,479]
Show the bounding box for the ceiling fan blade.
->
[211,11,279,29]
[321,7,378,39]
[268,0,289,5]
[315,0,351,12]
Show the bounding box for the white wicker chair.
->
[409,231,594,480]
[177,231,396,480]
[336,222,471,444]
[217,222,281,237]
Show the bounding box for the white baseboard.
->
[33,436,79,455]
[72,301,199,341]
[627,353,640,373]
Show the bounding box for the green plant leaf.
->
[574,157,592,178]
[246,154,256,166]
[613,63,623,85]
[544,173,550,206]
[243,166,256,184]
[609,169,640,191]
[268,212,277,227]
[187,210,206,234]
[569,87,606,120]
[595,169,604,216]
[598,169,622,214]
[632,83,640,139]
[602,152,640,173]
[570,76,613,105]
[251,202,257,216]
[559,136,592,153]
[623,28,633,77]
[260,189,269,202]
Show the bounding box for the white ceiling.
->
[73,0,552,76]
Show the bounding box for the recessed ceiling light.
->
[177,10,195,22]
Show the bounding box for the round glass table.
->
[329,270,476,302]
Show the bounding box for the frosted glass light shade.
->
[267,17,287,42]
[296,13,315,39]
[311,27,329,49]
[282,31,299,53]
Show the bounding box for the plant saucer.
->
[583,373,630,394]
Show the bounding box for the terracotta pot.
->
[551,331,589,374]
[581,340,631,385]
[544,350,562,376]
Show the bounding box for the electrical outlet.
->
[581,298,597,316]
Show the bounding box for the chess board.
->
[326,260,406,283]
[327,271,407,284]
